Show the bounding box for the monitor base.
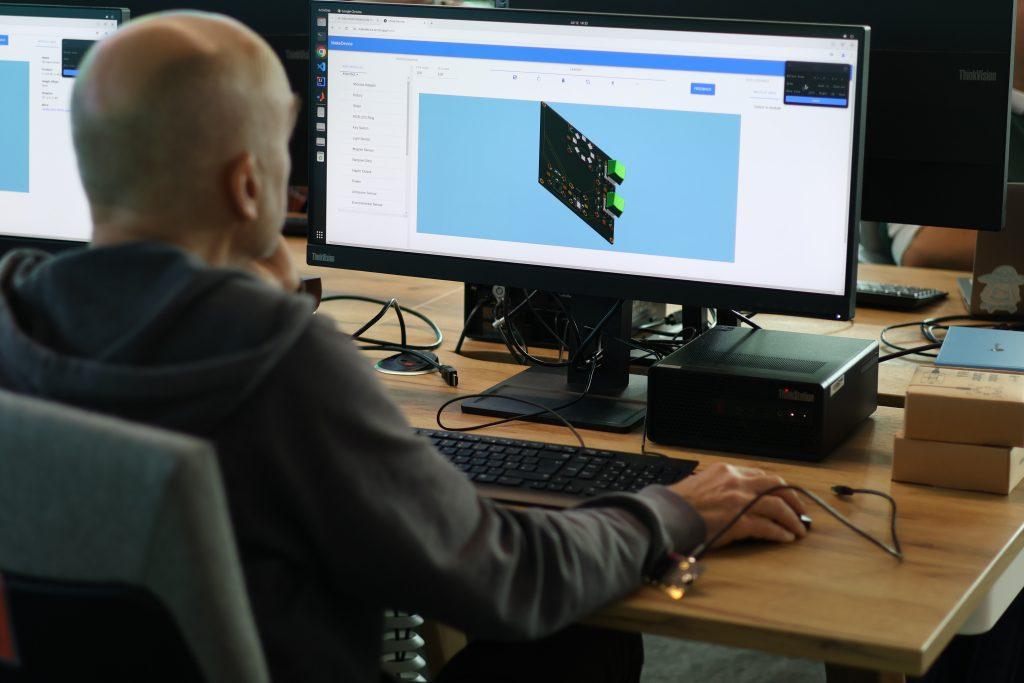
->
[461,365,647,433]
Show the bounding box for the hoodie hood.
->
[0,242,315,431]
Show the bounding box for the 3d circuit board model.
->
[538,102,625,244]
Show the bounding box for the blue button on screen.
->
[0,35,9,46]
[784,95,848,107]
[691,83,715,95]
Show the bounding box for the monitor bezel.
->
[307,1,868,320]
[0,3,129,257]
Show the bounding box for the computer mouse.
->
[799,514,813,531]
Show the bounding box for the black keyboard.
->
[416,428,698,508]
[857,281,948,311]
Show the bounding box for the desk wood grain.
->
[292,240,1019,675]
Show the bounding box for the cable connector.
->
[831,485,856,496]
[439,365,459,388]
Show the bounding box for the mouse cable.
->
[321,294,443,351]
[690,484,902,562]
[649,484,901,601]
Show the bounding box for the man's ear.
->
[226,152,260,222]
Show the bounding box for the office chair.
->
[0,389,269,683]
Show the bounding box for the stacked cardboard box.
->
[894,366,1024,494]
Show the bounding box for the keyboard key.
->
[475,473,498,483]
[537,461,565,475]
[516,471,550,482]
[497,476,523,487]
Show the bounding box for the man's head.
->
[71,12,299,264]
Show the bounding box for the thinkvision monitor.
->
[0,4,126,252]
[308,2,867,321]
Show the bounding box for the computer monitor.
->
[504,0,1016,232]
[54,0,311,188]
[308,2,868,431]
[0,4,126,253]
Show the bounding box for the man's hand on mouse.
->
[668,462,808,548]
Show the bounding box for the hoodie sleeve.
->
[243,317,705,640]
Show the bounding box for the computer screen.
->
[0,4,124,248]
[504,0,1015,231]
[52,0,311,187]
[308,3,867,319]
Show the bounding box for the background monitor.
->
[35,0,311,188]
[0,3,126,252]
[503,0,1016,231]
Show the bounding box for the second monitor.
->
[507,0,1017,231]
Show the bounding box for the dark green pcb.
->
[538,102,625,244]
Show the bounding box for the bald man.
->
[0,12,807,683]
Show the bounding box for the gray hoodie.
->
[0,242,705,683]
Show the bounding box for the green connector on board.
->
[605,191,625,217]
[606,159,626,184]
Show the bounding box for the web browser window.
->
[0,8,120,243]
[314,8,861,297]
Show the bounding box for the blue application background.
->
[416,95,741,262]
[0,60,30,193]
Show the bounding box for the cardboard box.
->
[904,366,1024,447]
[893,434,1024,495]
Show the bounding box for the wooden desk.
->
[294,240,1012,681]
[291,239,968,408]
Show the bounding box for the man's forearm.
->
[900,226,976,271]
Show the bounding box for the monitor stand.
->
[461,296,648,433]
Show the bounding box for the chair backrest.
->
[0,389,269,683]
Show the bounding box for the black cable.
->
[879,314,1023,360]
[435,352,602,448]
[321,294,443,351]
[350,297,400,341]
[605,334,664,361]
[730,310,762,330]
[356,345,459,387]
[878,343,942,363]
[690,484,902,561]
[496,296,572,368]
[525,293,573,351]
[455,297,486,355]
